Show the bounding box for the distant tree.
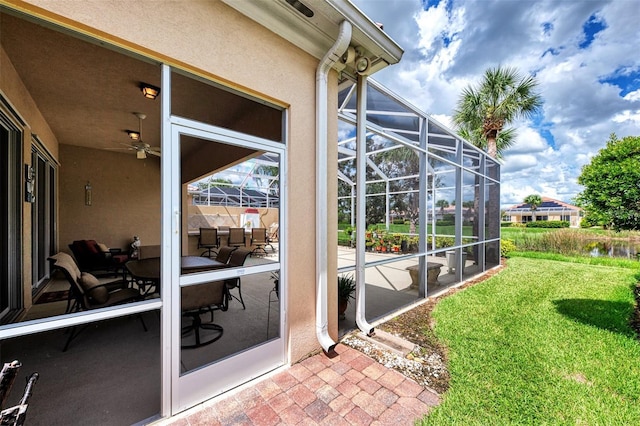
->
[435,199,450,212]
[576,134,640,230]
[453,66,542,159]
[197,177,232,190]
[524,194,542,222]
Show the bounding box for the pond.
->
[586,240,640,259]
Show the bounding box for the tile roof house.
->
[503,197,583,227]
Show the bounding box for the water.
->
[586,240,640,259]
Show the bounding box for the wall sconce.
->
[24,164,35,203]
[85,181,92,206]
[126,130,140,140]
[140,83,161,100]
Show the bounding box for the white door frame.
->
[163,116,286,414]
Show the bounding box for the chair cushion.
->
[79,272,108,304]
[97,243,110,253]
[49,252,81,280]
[84,240,101,255]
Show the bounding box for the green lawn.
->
[420,256,640,424]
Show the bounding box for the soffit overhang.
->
[221,0,404,76]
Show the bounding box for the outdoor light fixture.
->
[127,130,140,140]
[341,46,356,64]
[140,83,160,100]
[355,56,371,74]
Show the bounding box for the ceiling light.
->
[140,83,161,100]
[136,149,147,159]
[127,130,140,140]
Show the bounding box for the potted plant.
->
[337,274,355,320]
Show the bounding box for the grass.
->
[419,256,640,425]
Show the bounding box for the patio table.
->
[126,256,229,296]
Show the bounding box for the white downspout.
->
[316,20,352,353]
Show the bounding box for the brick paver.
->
[163,344,440,425]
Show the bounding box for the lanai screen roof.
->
[193,152,279,208]
[337,78,497,191]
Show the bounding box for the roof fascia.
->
[220,0,403,74]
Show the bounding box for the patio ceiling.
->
[1,12,163,154]
[1,0,402,166]
[1,11,281,176]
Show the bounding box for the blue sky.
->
[352,0,640,208]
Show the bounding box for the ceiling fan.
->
[121,113,161,159]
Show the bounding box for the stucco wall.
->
[14,0,339,361]
[59,145,162,250]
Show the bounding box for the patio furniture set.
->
[48,237,255,351]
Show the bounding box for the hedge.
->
[525,220,569,228]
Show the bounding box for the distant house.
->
[503,197,583,227]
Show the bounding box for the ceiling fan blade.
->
[147,149,161,157]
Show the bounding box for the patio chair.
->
[181,280,227,349]
[48,252,145,351]
[215,246,235,264]
[228,228,246,249]
[198,227,219,258]
[250,228,268,257]
[68,239,128,276]
[225,248,251,309]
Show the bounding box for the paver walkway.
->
[165,344,440,425]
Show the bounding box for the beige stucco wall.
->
[59,145,162,250]
[12,0,339,361]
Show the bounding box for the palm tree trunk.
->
[487,136,498,159]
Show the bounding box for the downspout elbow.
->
[316,20,352,354]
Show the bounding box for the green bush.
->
[526,220,569,228]
[392,218,405,225]
[500,239,516,257]
[436,220,454,227]
[501,222,514,227]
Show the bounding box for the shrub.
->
[526,221,569,228]
[501,239,516,257]
[436,220,454,227]
[501,222,513,227]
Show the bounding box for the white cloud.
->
[352,0,640,208]
[624,90,640,102]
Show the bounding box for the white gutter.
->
[316,20,352,353]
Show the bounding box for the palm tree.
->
[453,66,542,158]
[524,194,542,222]
[453,67,542,264]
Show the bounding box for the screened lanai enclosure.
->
[336,78,500,334]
